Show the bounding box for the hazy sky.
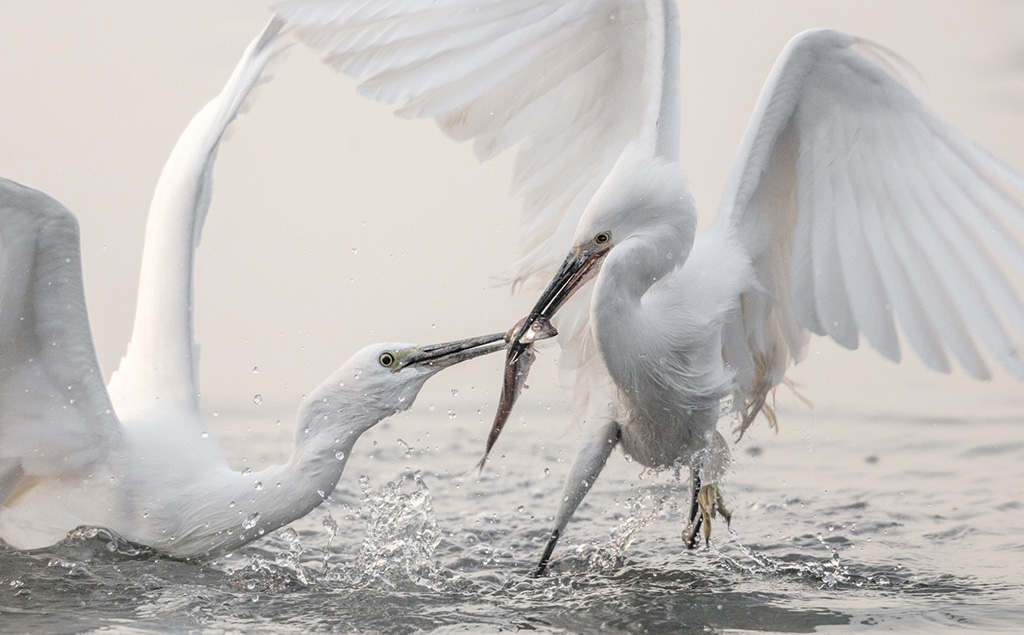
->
[0,1,1021,423]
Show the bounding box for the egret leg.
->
[682,467,702,548]
[683,478,732,548]
[532,419,620,576]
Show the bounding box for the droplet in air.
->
[253,394,262,405]
[254,481,263,491]
[200,431,209,439]
[335,450,346,461]
[243,512,260,530]
[242,467,252,476]
[252,366,260,374]
[450,388,459,397]
[351,247,357,255]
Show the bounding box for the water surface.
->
[3,398,1021,633]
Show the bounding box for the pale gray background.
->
[0,1,1021,432]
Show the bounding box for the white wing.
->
[716,29,1024,424]
[0,179,120,504]
[275,0,681,285]
[107,19,289,421]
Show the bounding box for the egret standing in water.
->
[0,20,504,558]
[277,1,1024,573]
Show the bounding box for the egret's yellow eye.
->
[594,231,611,245]
[377,351,397,368]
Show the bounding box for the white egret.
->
[276,1,1024,573]
[0,19,505,559]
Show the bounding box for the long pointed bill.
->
[478,247,606,471]
[404,332,506,370]
[509,248,607,361]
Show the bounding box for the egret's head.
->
[308,333,505,427]
[573,146,695,256]
[508,147,694,348]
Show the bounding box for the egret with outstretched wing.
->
[276,1,1024,574]
[0,19,503,558]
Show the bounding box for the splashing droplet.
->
[335,451,346,461]
[243,512,260,530]
[253,394,262,405]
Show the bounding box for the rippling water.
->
[2,393,1022,634]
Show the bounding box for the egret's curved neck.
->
[591,215,695,393]
[157,379,381,558]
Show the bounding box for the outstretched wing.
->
[107,19,289,421]
[0,178,121,503]
[716,29,1024,426]
[275,0,680,286]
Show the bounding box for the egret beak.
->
[508,247,607,360]
[403,332,506,371]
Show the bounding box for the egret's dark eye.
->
[377,352,397,368]
[594,231,611,245]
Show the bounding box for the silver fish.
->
[477,316,557,470]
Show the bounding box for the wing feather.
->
[0,179,120,496]
[107,20,289,420]
[275,0,672,284]
[717,28,1024,411]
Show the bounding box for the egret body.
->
[276,1,1024,573]
[0,20,503,558]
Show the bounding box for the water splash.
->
[711,528,894,590]
[586,491,676,571]
[63,527,150,558]
[352,472,445,589]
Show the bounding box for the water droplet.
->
[200,431,209,439]
[242,467,252,476]
[543,468,550,476]
[254,481,263,491]
[243,512,260,530]
[252,394,262,405]
[517,505,525,513]
[212,411,219,417]
[335,450,346,461]
[351,247,357,255]
[280,527,299,543]
[252,366,260,374]
[450,388,459,397]
[447,409,456,419]
[228,501,236,508]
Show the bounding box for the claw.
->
[683,483,731,547]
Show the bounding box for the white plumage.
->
[278,1,1024,572]
[0,19,503,558]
